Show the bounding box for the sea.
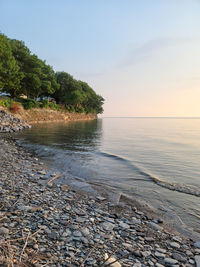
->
[15,118,200,238]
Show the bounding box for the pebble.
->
[173,252,187,262]
[100,222,115,231]
[149,222,163,231]
[0,227,9,235]
[194,241,200,249]
[0,134,198,266]
[118,221,130,229]
[155,251,165,258]
[104,253,121,267]
[164,257,178,265]
[169,241,180,249]
[195,255,200,267]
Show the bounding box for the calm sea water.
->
[15,118,200,237]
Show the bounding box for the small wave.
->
[98,151,200,197]
[147,173,200,197]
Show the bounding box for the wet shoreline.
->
[0,134,200,266]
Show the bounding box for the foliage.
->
[54,72,104,114]
[40,99,50,108]
[0,97,13,108]
[10,102,21,114]
[0,33,104,114]
[0,34,23,97]
[49,101,60,110]
[17,98,40,110]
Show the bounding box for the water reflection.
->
[15,119,102,152]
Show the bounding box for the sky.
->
[1,0,200,117]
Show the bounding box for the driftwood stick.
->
[47,174,62,184]
[5,228,42,244]
[19,230,30,262]
[81,243,98,266]
[104,251,132,267]
[99,247,119,267]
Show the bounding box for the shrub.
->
[66,105,75,113]
[40,99,50,108]
[17,98,40,110]
[49,101,60,110]
[10,102,21,114]
[76,106,85,113]
[0,98,13,108]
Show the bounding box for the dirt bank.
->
[0,106,97,125]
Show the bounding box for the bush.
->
[76,106,85,113]
[40,99,50,108]
[10,102,22,114]
[65,105,75,113]
[49,101,60,110]
[0,98,13,108]
[17,98,40,110]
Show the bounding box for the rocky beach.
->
[0,111,200,266]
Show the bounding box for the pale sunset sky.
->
[1,0,200,117]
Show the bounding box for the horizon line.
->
[100,116,200,119]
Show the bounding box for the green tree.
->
[0,34,23,97]
[0,33,104,113]
[9,39,58,99]
[53,72,78,103]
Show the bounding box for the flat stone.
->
[0,227,9,235]
[149,222,162,231]
[164,257,178,265]
[194,242,200,249]
[118,221,130,229]
[156,264,165,267]
[104,253,121,267]
[169,242,180,249]
[132,218,141,224]
[62,229,72,237]
[145,237,154,242]
[156,248,166,253]
[75,217,85,223]
[96,196,106,201]
[141,251,151,257]
[172,252,187,263]
[100,222,115,231]
[195,248,200,254]
[155,251,165,258]
[81,228,90,236]
[73,230,82,237]
[73,208,86,216]
[195,255,200,267]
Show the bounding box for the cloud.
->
[119,37,192,68]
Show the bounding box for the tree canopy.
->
[0,34,23,97]
[0,33,104,114]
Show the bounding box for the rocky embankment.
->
[0,135,200,267]
[15,108,97,124]
[0,110,31,133]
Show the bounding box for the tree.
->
[0,33,104,113]
[53,72,79,103]
[0,34,23,97]
[9,39,59,99]
[78,81,104,113]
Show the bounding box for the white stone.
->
[169,242,180,249]
[104,253,121,267]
